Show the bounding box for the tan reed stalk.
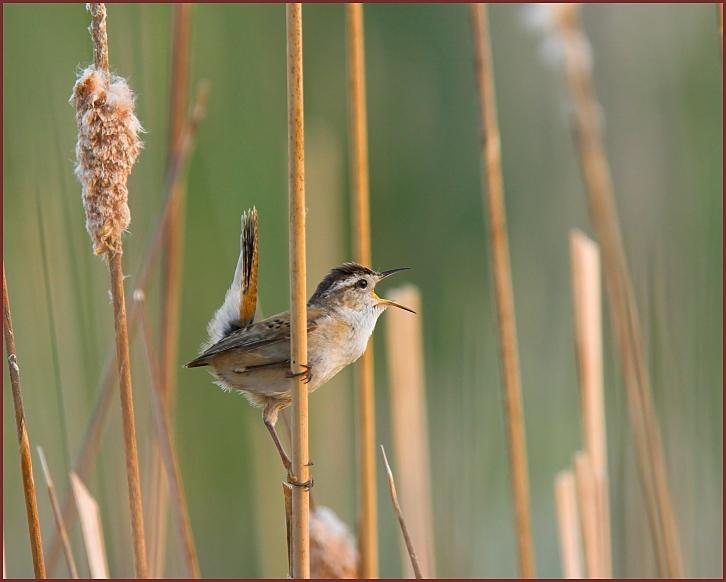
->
[47,81,208,574]
[570,230,611,577]
[345,4,378,576]
[70,473,109,578]
[36,447,79,578]
[283,483,294,578]
[71,4,147,576]
[152,5,193,575]
[287,4,311,577]
[555,470,583,579]
[573,452,600,577]
[380,446,423,579]
[135,293,201,578]
[2,266,46,578]
[551,6,682,576]
[469,4,535,577]
[384,286,436,577]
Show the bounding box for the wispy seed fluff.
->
[71,66,142,255]
[309,506,358,579]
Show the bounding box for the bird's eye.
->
[356,279,368,289]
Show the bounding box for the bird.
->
[186,210,414,485]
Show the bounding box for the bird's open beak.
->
[378,298,416,314]
[378,267,411,279]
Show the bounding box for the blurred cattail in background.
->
[309,506,358,579]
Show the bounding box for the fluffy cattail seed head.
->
[309,506,358,579]
[71,65,142,255]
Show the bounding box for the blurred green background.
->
[3,3,722,578]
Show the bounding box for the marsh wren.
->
[186,210,413,483]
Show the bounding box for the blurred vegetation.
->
[3,3,722,578]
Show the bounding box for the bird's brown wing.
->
[185,307,323,368]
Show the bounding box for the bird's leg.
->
[263,406,313,490]
[263,413,292,473]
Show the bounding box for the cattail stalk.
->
[551,5,682,576]
[380,446,423,579]
[36,448,79,578]
[71,4,148,576]
[2,266,46,578]
[346,4,378,576]
[152,5,193,575]
[287,4,311,577]
[136,294,201,578]
[47,80,208,574]
[570,230,611,576]
[555,470,583,578]
[384,286,436,577]
[573,452,600,577]
[470,4,535,577]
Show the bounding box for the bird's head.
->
[308,262,415,314]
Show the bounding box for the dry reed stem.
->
[73,4,148,577]
[136,294,201,578]
[2,265,47,578]
[283,483,294,578]
[287,4,311,577]
[384,286,436,577]
[47,82,208,573]
[555,470,583,579]
[70,473,109,578]
[469,4,535,577]
[346,4,378,576]
[36,447,79,578]
[552,6,682,576]
[570,230,611,576]
[152,5,193,574]
[573,452,600,577]
[380,446,423,579]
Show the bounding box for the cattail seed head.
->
[71,65,142,256]
[309,506,358,579]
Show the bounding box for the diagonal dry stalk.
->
[469,4,535,577]
[36,447,79,578]
[70,473,109,578]
[73,4,148,575]
[380,445,423,579]
[136,293,201,578]
[2,265,46,578]
[345,4,378,576]
[287,3,311,577]
[151,4,193,575]
[46,80,209,574]
[551,5,683,576]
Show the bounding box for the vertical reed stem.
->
[554,470,583,579]
[570,230,611,576]
[287,4,310,577]
[36,447,79,578]
[3,266,46,578]
[346,4,378,576]
[552,6,682,576]
[469,4,535,577]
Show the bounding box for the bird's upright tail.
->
[204,207,259,348]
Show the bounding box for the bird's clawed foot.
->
[286,363,312,384]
